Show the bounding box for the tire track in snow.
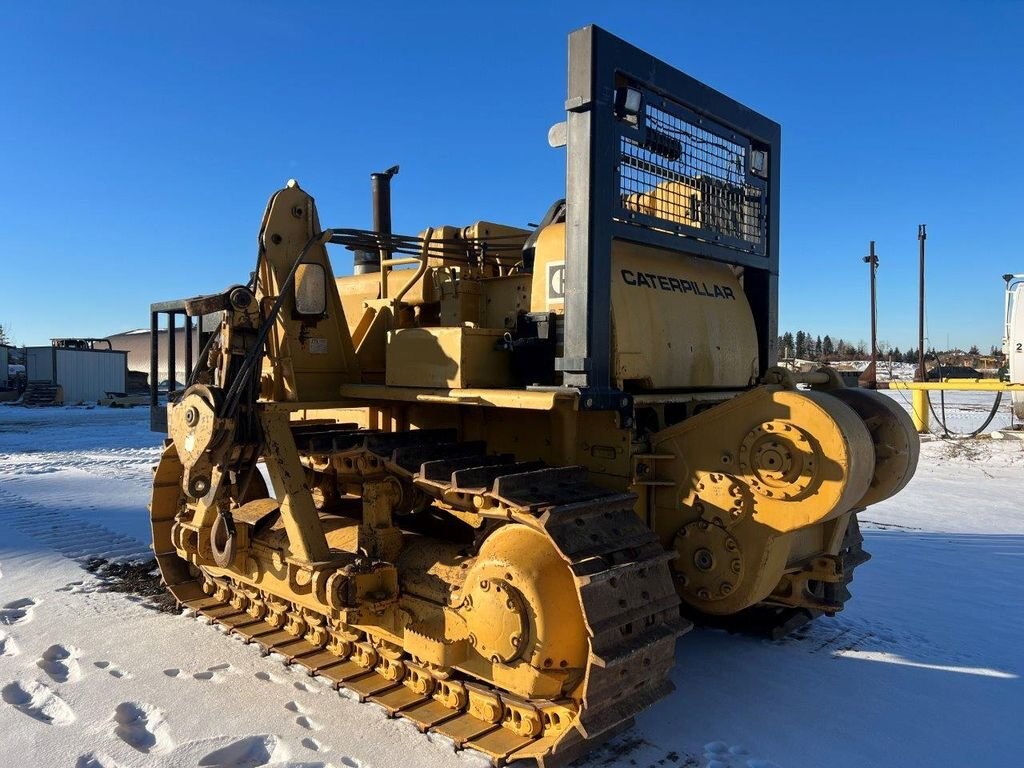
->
[0,447,159,483]
[0,487,151,563]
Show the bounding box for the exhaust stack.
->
[358,165,399,275]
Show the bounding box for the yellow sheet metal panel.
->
[531,223,758,389]
[611,242,758,389]
[385,327,511,389]
[530,224,568,315]
[336,270,435,333]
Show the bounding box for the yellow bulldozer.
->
[147,25,919,766]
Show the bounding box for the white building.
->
[25,341,128,404]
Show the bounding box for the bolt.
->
[184,406,199,427]
[719,582,732,596]
[510,634,521,648]
[697,588,711,600]
[468,633,477,647]
[694,548,714,571]
[585,398,594,408]
[731,559,741,574]
[479,579,490,591]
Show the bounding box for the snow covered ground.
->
[0,404,1020,768]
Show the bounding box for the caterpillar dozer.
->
[148,25,919,766]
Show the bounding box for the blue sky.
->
[1,1,1020,351]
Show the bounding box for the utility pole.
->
[863,241,879,389]
[918,225,927,381]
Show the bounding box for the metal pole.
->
[167,312,176,395]
[184,313,193,385]
[149,310,159,412]
[863,241,879,389]
[918,224,927,381]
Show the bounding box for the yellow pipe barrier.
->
[888,379,1024,392]
[911,389,929,433]
[885,379,1024,433]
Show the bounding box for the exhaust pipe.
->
[359,165,399,275]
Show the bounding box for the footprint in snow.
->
[56,580,96,595]
[197,734,284,767]
[0,597,37,626]
[2,680,76,725]
[75,752,124,768]
[295,714,323,731]
[301,736,332,754]
[164,668,182,678]
[94,660,132,679]
[0,630,19,658]
[703,741,778,768]
[113,701,174,754]
[193,662,234,682]
[37,644,82,683]
[254,670,284,684]
[286,699,325,726]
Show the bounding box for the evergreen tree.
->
[822,335,835,359]
[795,330,807,358]
[815,335,823,359]
[781,331,794,357]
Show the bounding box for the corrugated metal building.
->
[25,345,128,403]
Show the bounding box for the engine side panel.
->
[532,223,759,390]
